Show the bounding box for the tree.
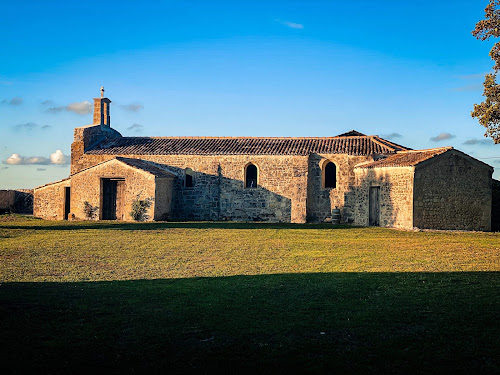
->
[471,0,500,143]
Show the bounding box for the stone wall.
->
[354,167,415,229]
[413,151,492,231]
[492,179,500,232]
[306,153,373,222]
[0,190,15,212]
[73,153,309,223]
[154,177,174,221]
[69,160,159,221]
[71,124,121,175]
[34,179,70,220]
[0,190,33,214]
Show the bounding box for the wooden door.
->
[102,179,117,220]
[369,187,380,226]
[64,187,70,220]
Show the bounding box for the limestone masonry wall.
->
[307,153,373,222]
[354,167,414,229]
[154,177,174,221]
[70,160,158,221]
[413,151,492,231]
[73,153,309,223]
[34,180,70,220]
[71,125,121,175]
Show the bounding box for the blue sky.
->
[1,0,499,188]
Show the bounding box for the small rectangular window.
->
[185,168,194,187]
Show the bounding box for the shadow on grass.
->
[0,220,357,231]
[1,272,499,374]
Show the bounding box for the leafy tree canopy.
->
[472,0,500,143]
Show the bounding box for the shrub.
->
[83,201,99,220]
[130,195,154,221]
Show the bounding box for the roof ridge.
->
[373,136,412,151]
[356,147,455,169]
[121,135,378,140]
[88,136,411,156]
[396,146,452,153]
[369,136,404,152]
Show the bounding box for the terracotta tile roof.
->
[355,147,452,169]
[115,157,175,178]
[34,177,70,190]
[87,134,410,156]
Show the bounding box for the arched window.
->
[245,163,258,188]
[324,161,337,188]
[185,168,194,188]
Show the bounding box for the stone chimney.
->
[93,86,111,127]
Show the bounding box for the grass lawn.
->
[1,216,499,374]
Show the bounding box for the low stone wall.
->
[0,190,15,212]
[0,189,34,214]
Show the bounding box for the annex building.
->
[34,90,494,230]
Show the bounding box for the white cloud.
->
[4,153,50,165]
[13,122,52,132]
[25,156,50,165]
[127,123,144,133]
[380,132,402,139]
[5,154,23,165]
[47,100,92,115]
[50,150,69,165]
[457,72,489,80]
[3,150,69,165]
[452,84,482,92]
[275,19,304,29]
[1,97,23,105]
[67,101,92,115]
[463,138,494,146]
[119,103,144,112]
[430,133,455,142]
[452,72,490,92]
[15,122,38,131]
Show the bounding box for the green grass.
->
[1,216,499,373]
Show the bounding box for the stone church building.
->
[34,90,494,230]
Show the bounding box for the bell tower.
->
[93,86,111,127]
[71,87,121,174]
